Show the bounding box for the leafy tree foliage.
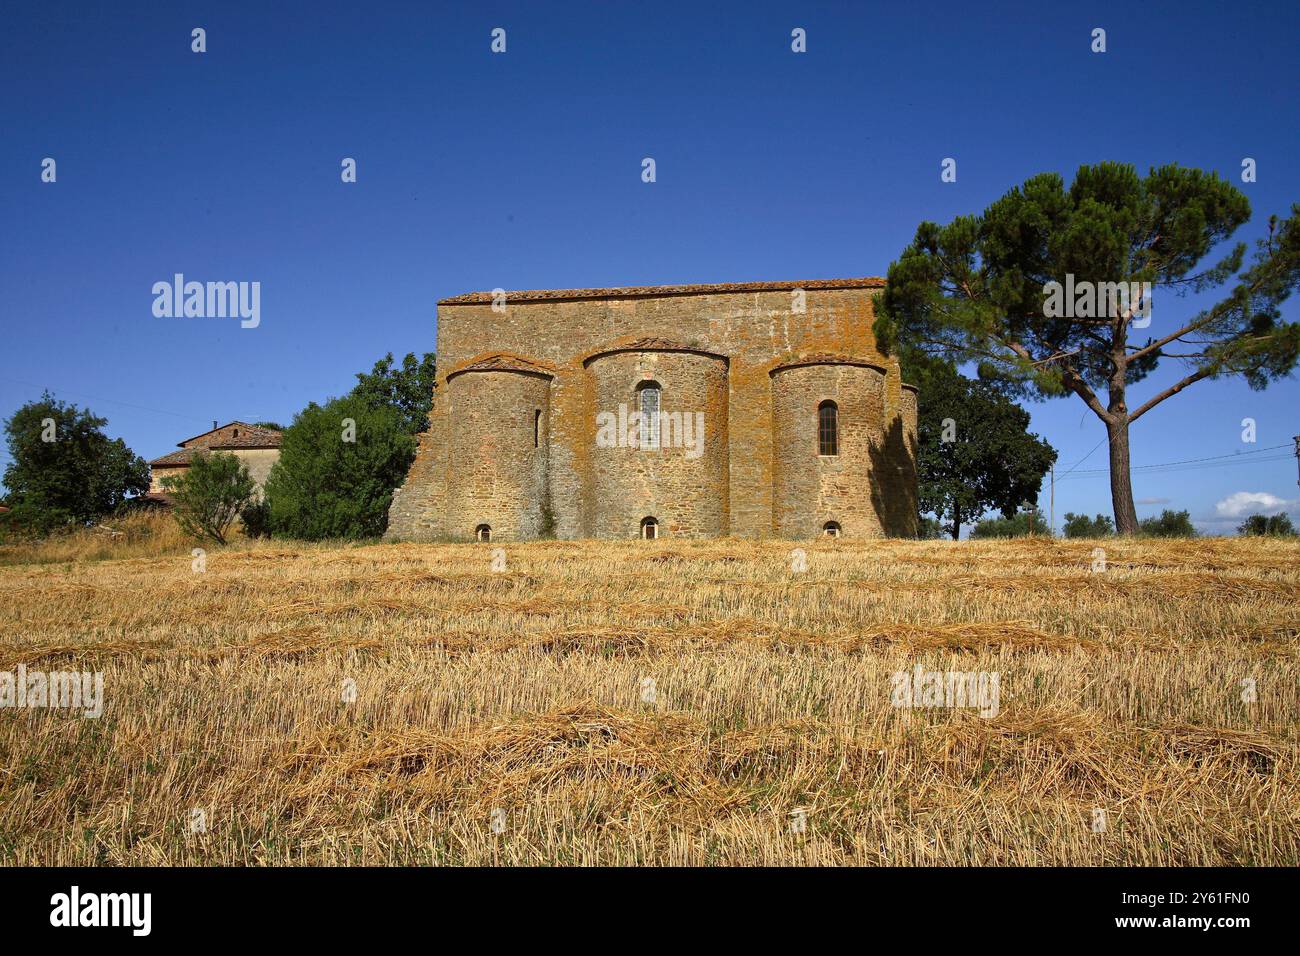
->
[161,452,255,545]
[1138,509,1196,537]
[914,362,1056,540]
[349,352,437,435]
[970,507,1048,539]
[1236,512,1296,536]
[1062,512,1115,538]
[877,162,1300,534]
[917,516,944,540]
[263,395,415,540]
[1,392,148,534]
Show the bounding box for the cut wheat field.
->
[0,519,1296,865]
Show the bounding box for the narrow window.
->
[818,401,838,456]
[232,428,239,438]
[638,382,661,450]
[823,521,841,538]
[533,408,541,448]
[641,516,658,540]
[475,524,491,543]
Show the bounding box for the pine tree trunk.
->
[1107,417,1139,535]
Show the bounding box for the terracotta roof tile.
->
[149,449,197,467]
[438,277,885,305]
[177,421,283,449]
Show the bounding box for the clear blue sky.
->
[2,0,1297,533]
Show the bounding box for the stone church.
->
[385,278,918,541]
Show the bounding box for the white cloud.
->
[1214,491,1297,519]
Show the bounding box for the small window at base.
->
[475,524,491,542]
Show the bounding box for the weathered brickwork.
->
[385,279,918,541]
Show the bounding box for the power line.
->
[1057,452,1294,481]
[1057,435,1109,478]
[1066,443,1291,473]
[1058,443,1292,477]
[0,378,271,427]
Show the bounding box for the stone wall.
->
[148,466,187,495]
[585,348,729,539]
[384,280,918,540]
[444,368,551,541]
[771,361,886,538]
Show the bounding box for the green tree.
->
[1062,512,1115,538]
[970,507,1048,539]
[1236,512,1296,536]
[1,392,149,534]
[915,362,1056,539]
[161,451,256,545]
[877,163,1300,535]
[263,395,415,540]
[1138,509,1196,537]
[349,352,437,435]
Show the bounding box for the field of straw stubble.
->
[1,520,1297,865]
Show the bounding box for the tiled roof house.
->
[146,421,283,503]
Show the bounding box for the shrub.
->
[1062,512,1115,538]
[1138,509,1197,538]
[1237,513,1296,536]
[161,452,256,545]
[239,498,272,538]
[970,508,1049,538]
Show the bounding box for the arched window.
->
[640,516,658,540]
[823,521,841,538]
[818,401,838,456]
[533,408,541,448]
[637,381,661,450]
[475,524,491,543]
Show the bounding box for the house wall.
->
[149,448,280,497]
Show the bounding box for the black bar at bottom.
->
[0,866,1281,942]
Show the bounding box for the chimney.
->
[213,420,218,431]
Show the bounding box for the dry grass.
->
[0,510,195,566]
[0,533,1296,865]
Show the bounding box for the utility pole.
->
[1022,499,1035,536]
[1050,465,1055,536]
[1294,435,1300,488]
